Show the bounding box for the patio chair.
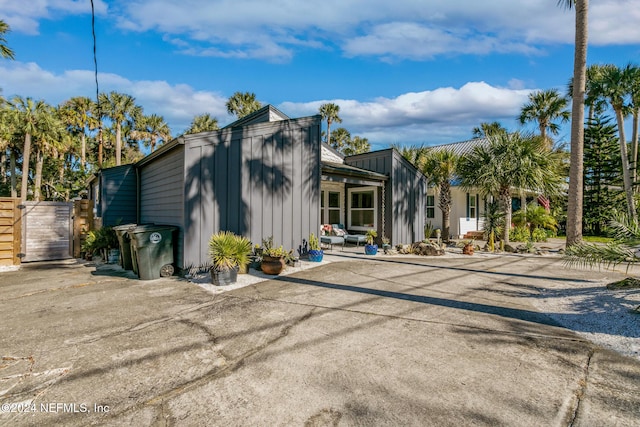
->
[332,224,367,247]
[320,224,344,250]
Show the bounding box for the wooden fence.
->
[0,197,22,266]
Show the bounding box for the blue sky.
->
[1,0,639,151]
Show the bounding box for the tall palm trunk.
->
[500,187,512,245]
[566,0,588,246]
[615,108,637,220]
[439,180,452,241]
[116,122,122,166]
[20,133,31,202]
[1,149,5,184]
[34,148,44,201]
[632,111,639,192]
[81,132,87,171]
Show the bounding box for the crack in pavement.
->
[99,306,317,422]
[567,349,595,427]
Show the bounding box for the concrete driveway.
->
[1,255,639,426]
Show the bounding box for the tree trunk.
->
[0,148,5,184]
[20,133,32,202]
[500,187,512,245]
[116,122,122,166]
[632,110,639,192]
[81,132,87,171]
[439,181,452,241]
[566,0,588,246]
[615,108,637,221]
[34,148,44,202]
[10,149,17,198]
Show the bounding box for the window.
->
[321,190,342,225]
[348,187,377,230]
[426,194,435,219]
[467,193,477,219]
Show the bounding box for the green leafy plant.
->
[509,226,530,242]
[424,222,435,240]
[82,226,118,259]
[382,236,390,245]
[365,229,377,245]
[309,233,320,251]
[264,245,287,258]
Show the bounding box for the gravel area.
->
[532,272,640,361]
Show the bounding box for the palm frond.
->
[564,242,637,272]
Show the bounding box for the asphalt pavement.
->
[0,254,639,426]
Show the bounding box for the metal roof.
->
[427,137,490,157]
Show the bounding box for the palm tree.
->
[8,97,56,202]
[226,92,262,119]
[328,127,350,153]
[343,135,370,156]
[563,0,589,247]
[518,89,570,149]
[472,121,507,138]
[593,64,636,220]
[0,20,15,60]
[319,103,342,145]
[59,96,96,170]
[185,113,219,134]
[625,64,640,189]
[99,91,141,166]
[457,132,563,245]
[131,114,171,152]
[422,149,459,242]
[32,111,66,201]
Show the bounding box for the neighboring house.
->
[87,164,137,229]
[426,138,544,239]
[89,105,428,273]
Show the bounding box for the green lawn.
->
[582,235,614,244]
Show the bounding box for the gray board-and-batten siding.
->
[138,115,322,270]
[345,149,427,245]
[94,164,137,227]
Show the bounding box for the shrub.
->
[510,226,530,242]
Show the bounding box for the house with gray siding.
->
[87,164,137,227]
[90,105,429,273]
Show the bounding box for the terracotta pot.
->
[261,255,285,275]
[462,243,474,255]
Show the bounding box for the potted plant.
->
[462,240,475,255]
[261,245,287,275]
[308,233,323,262]
[382,236,391,254]
[365,229,378,255]
[235,235,253,274]
[208,231,252,285]
[285,250,300,267]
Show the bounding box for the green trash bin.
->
[128,225,177,280]
[113,224,138,270]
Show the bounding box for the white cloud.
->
[280,82,534,147]
[1,61,538,147]
[0,62,230,134]
[0,0,108,34]
[3,0,639,61]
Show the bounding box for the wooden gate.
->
[21,201,73,262]
[73,199,94,258]
[0,198,22,266]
